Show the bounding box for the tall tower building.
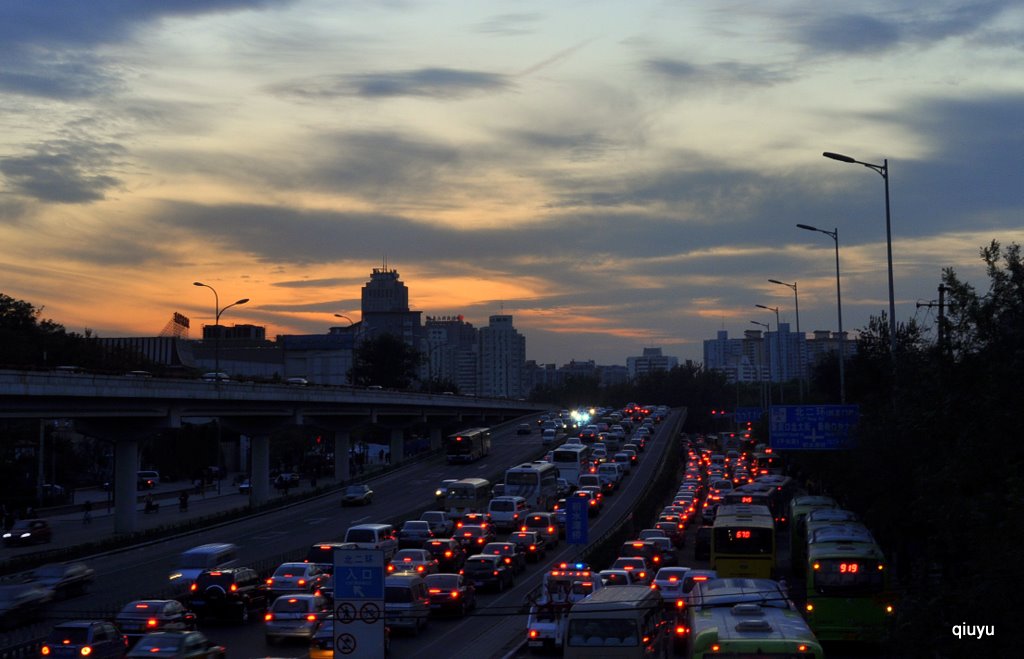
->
[359,267,422,347]
[478,314,526,399]
[423,315,478,394]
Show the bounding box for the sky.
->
[2,1,1023,366]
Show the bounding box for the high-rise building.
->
[626,347,678,380]
[360,267,423,348]
[423,315,478,394]
[478,314,526,398]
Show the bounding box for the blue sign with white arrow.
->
[769,405,859,450]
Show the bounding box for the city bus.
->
[445,427,491,464]
[445,478,491,520]
[752,449,785,476]
[688,601,823,658]
[563,585,670,658]
[788,495,838,570]
[551,444,592,487]
[805,524,895,643]
[710,504,776,579]
[505,462,559,512]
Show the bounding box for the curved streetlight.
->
[823,151,895,357]
[769,279,803,402]
[333,314,354,325]
[750,320,772,411]
[755,304,783,404]
[193,281,249,377]
[796,224,845,403]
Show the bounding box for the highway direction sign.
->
[566,495,589,544]
[769,405,859,449]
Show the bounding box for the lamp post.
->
[193,282,249,377]
[823,151,895,357]
[755,304,783,404]
[796,224,845,403]
[750,320,772,411]
[333,314,354,326]
[769,279,803,402]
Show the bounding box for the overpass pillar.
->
[429,427,443,451]
[334,431,351,482]
[114,439,139,535]
[389,428,404,464]
[250,434,271,506]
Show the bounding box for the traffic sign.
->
[334,549,385,659]
[734,407,764,424]
[566,496,589,544]
[335,550,385,600]
[769,405,859,449]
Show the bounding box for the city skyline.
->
[3,1,1023,365]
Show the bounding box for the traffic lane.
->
[390,413,682,658]
[41,424,544,626]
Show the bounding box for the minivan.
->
[169,543,239,586]
[487,496,529,531]
[343,523,398,560]
[521,512,559,548]
[384,573,430,635]
[541,429,557,446]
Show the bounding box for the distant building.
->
[360,267,423,348]
[626,347,678,380]
[478,314,526,399]
[423,315,478,394]
[704,327,852,384]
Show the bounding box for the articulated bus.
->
[551,444,592,487]
[688,602,823,658]
[445,427,491,464]
[505,462,560,512]
[710,504,776,579]
[805,523,895,643]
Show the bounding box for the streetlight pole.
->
[823,151,895,357]
[193,282,249,377]
[333,314,354,326]
[750,320,772,411]
[755,304,783,404]
[769,279,803,402]
[796,224,845,403]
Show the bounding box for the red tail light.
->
[450,590,459,598]
[306,614,317,622]
[230,584,238,592]
[444,551,453,558]
[264,613,273,621]
[146,618,158,628]
[80,648,93,656]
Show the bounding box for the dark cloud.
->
[645,58,790,88]
[0,51,123,99]
[0,139,126,203]
[272,278,361,289]
[275,68,509,100]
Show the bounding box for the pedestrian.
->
[179,490,189,512]
[82,500,93,525]
[378,448,384,464]
[385,451,391,465]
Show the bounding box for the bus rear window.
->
[713,528,773,555]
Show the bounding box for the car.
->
[285,377,309,385]
[0,582,54,630]
[186,567,269,623]
[571,488,601,516]
[481,541,527,574]
[419,511,454,536]
[556,478,573,497]
[341,483,374,505]
[516,423,532,435]
[423,573,476,617]
[384,573,430,635]
[304,542,357,573]
[693,525,712,561]
[424,538,467,573]
[647,536,678,566]
[598,568,640,587]
[237,478,251,494]
[618,539,666,568]
[115,600,197,644]
[273,472,301,490]
[264,593,330,644]
[507,531,547,562]
[610,557,652,585]
[40,620,127,658]
[456,511,492,528]
[461,554,515,592]
[387,549,440,575]
[28,562,94,599]
[487,495,529,531]
[650,567,692,608]
[2,518,52,546]
[520,512,559,548]
[434,479,458,505]
[266,562,329,600]
[541,429,557,446]
[579,485,605,512]
[126,631,226,658]
[201,372,231,382]
[137,470,161,490]
[455,524,494,551]
[397,520,435,549]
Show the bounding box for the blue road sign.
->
[734,407,764,424]
[769,405,859,449]
[334,549,384,600]
[566,496,589,545]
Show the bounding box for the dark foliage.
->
[347,332,422,389]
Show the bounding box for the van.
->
[541,429,557,446]
[488,496,529,531]
[169,542,239,586]
[563,585,669,658]
[521,512,559,548]
[384,573,430,635]
[597,463,623,488]
[343,523,398,560]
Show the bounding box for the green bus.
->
[804,523,895,643]
[711,504,775,579]
[689,601,823,658]
[788,495,837,572]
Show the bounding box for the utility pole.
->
[916,284,949,353]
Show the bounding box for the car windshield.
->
[46,627,89,644]
[131,635,185,654]
[274,564,308,576]
[394,550,424,561]
[402,521,429,531]
[33,564,65,577]
[346,529,375,543]
[489,500,514,511]
[345,486,367,495]
[425,574,460,590]
[272,597,313,613]
[118,601,164,617]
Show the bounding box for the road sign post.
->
[334,549,386,659]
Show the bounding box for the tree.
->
[347,333,421,389]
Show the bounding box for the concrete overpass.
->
[0,369,547,532]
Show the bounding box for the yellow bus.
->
[711,504,775,579]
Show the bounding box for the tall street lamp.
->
[333,314,354,326]
[755,304,783,404]
[796,224,845,403]
[750,320,772,411]
[193,281,249,377]
[823,151,895,356]
[769,279,803,402]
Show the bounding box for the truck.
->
[525,562,602,651]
